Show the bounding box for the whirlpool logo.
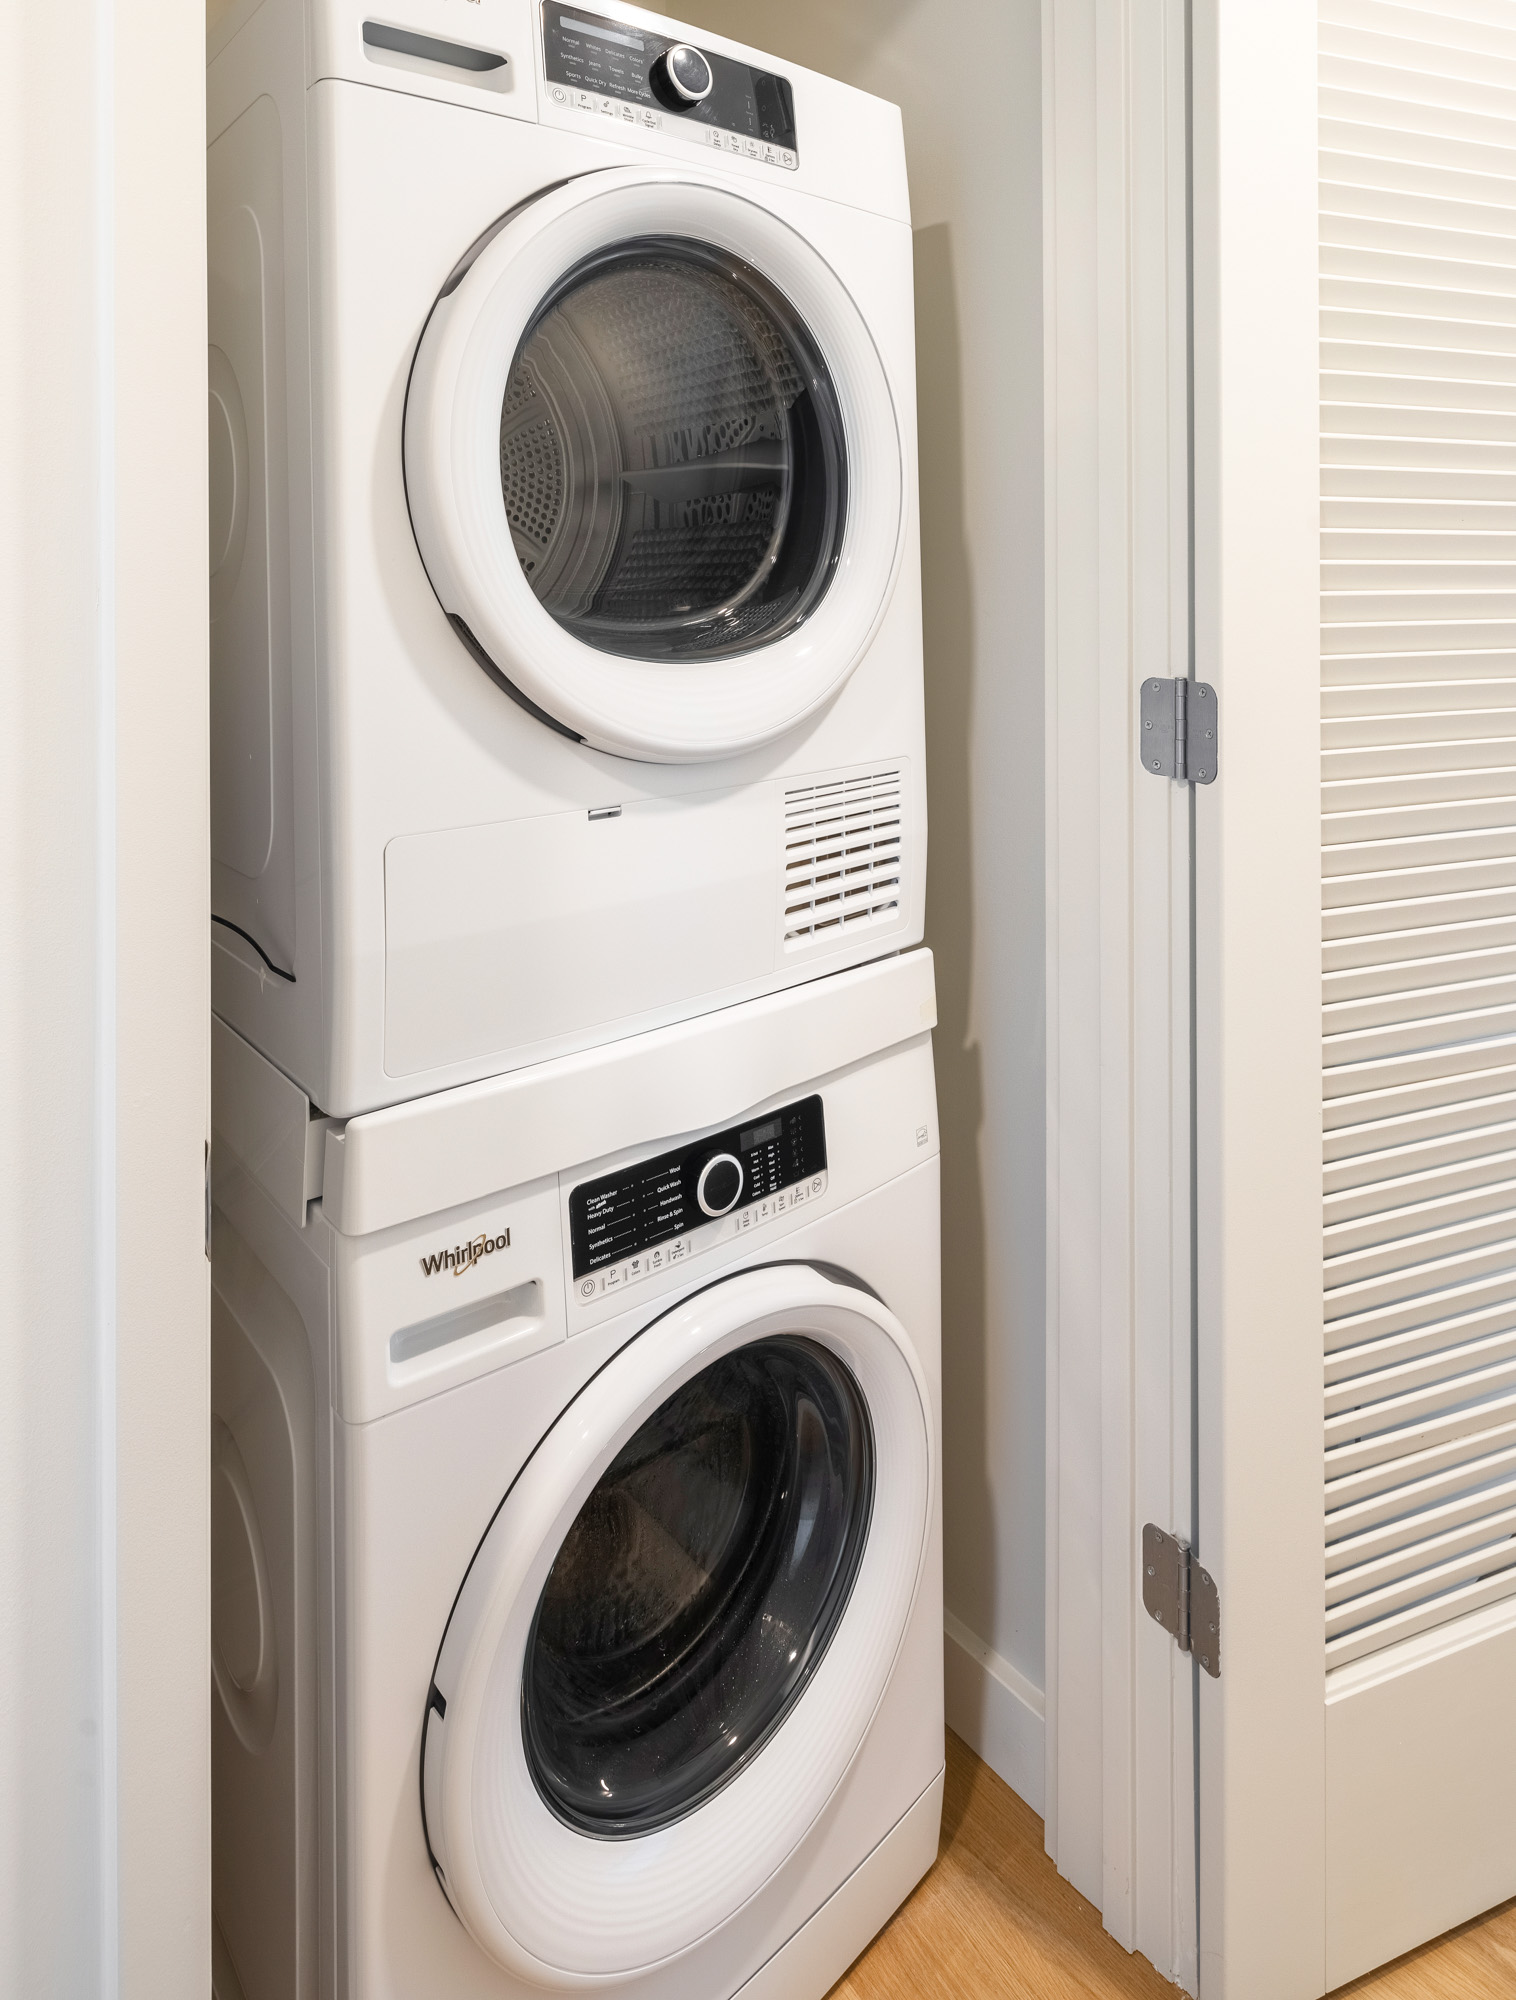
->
[419,1227,511,1278]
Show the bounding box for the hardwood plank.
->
[827,1732,1184,2000]
[831,1731,1516,2000]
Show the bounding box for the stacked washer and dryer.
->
[206,4,941,1997]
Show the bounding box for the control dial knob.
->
[653,42,714,106]
[696,1152,744,1217]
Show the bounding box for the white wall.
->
[0,1,209,1993]
[687,0,1047,1803]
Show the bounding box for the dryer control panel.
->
[541,5,799,169]
[568,1093,827,1295]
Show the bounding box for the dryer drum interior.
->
[500,238,849,661]
[521,1333,874,1838]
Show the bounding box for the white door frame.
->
[1047,3,1328,1996]
[0,4,209,1995]
[1043,0,1197,1989]
[1191,4,1325,1997]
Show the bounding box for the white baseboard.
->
[943,1610,1046,1816]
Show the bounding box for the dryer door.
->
[404,168,904,763]
[420,1263,931,1985]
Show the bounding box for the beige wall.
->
[685,1,1047,1704]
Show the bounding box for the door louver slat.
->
[781,770,903,945]
[1322,0,1516,1673]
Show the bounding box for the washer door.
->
[420,1264,931,1985]
[404,169,904,763]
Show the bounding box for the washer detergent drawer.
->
[383,783,777,1076]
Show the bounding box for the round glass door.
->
[522,1335,873,1837]
[500,239,848,663]
[405,169,905,760]
[418,1263,930,1980]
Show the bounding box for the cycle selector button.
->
[655,42,714,105]
[696,1153,744,1217]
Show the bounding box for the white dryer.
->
[209,950,943,1999]
[207,0,926,1118]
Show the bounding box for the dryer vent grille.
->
[783,770,903,946]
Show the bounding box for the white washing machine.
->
[207,0,926,1119]
[209,949,943,2000]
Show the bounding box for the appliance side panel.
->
[210,0,330,1104]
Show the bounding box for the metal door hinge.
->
[1141,677,1218,784]
[1142,1524,1220,1677]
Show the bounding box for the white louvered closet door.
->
[1322,0,1516,1683]
[1314,0,1516,1983]
[1194,2,1516,1995]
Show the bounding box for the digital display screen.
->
[559,13,643,47]
[739,1117,783,1151]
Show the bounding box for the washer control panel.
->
[569,1093,827,1298]
[541,5,800,169]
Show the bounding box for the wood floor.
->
[825,1733,1186,2000]
[826,1732,1516,2000]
